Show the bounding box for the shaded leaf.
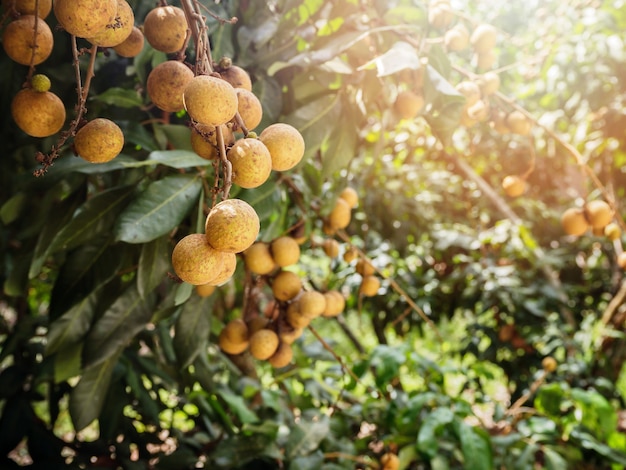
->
[286,413,330,458]
[115,174,202,243]
[457,421,493,470]
[359,41,421,76]
[0,192,26,224]
[146,149,212,169]
[53,342,83,384]
[416,408,455,458]
[137,236,170,298]
[92,87,144,108]
[322,119,358,177]
[173,294,213,368]
[218,388,259,424]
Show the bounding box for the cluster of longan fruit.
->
[3,0,136,161]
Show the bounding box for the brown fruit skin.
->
[2,0,52,18]
[298,291,326,318]
[205,199,260,253]
[227,138,273,189]
[542,356,557,373]
[244,242,277,275]
[339,187,358,208]
[285,303,311,329]
[618,252,626,270]
[2,15,53,66]
[249,329,280,360]
[171,233,226,285]
[394,90,425,120]
[356,259,375,276]
[506,110,532,135]
[323,239,340,258]
[322,290,345,317]
[343,247,358,263]
[444,27,469,51]
[246,316,270,336]
[270,236,301,267]
[205,251,237,286]
[53,0,117,38]
[561,207,589,236]
[259,123,306,171]
[604,222,621,241]
[470,23,497,54]
[11,88,65,138]
[195,283,216,298]
[87,0,134,47]
[272,270,302,302]
[502,175,526,197]
[236,88,263,131]
[219,319,249,355]
[74,118,124,163]
[113,26,144,57]
[184,75,239,126]
[380,453,400,470]
[328,198,352,230]
[360,275,381,297]
[143,5,187,53]
[584,200,613,229]
[190,123,234,160]
[219,65,252,91]
[268,342,293,368]
[147,60,194,113]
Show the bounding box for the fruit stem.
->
[25,0,41,81]
[180,0,213,75]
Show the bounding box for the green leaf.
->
[359,41,421,77]
[92,87,144,108]
[423,64,465,145]
[416,408,455,458]
[254,77,283,130]
[83,284,154,368]
[137,236,170,298]
[48,186,135,254]
[0,192,26,225]
[69,352,121,431]
[457,421,493,470]
[286,413,330,458]
[46,288,100,356]
[322,119,358,177]
[53,342,83,384]
[535,383,566,416]
[146,149,213,169]
[115,174,202,243]
[218,388,259,424]
[173,294,213,368]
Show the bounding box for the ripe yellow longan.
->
[2,15,53,66]
[219,64,252,91]
[184,75,239,127]
[584,200,612,229]
[236,88,263,131]
[328,198,352,230]
[53,0,117,38]
[11,88,65,138]
[259,123,306,171]
[143,5,187,53]
[561,207,588,236]
[270,236,301,267]
[272,270,302,302]
[2,0,52,18]
[268,342,293,368]
[244,242,277,275]
[394,90,425,120]
[113,26,145,57]
[147,60,194,113]
[87,0,134,47]
[360,275,381,297]
[171,233,227,285]
[502,175,526,198]
[298,291,326,319]
[205,199,260,254]
[74,118,124,163]
[249,328,280,360]
[227,138,273,189]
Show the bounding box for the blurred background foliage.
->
[1,0,626,468]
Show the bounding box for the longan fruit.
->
[356,258,375,276]
[205,199,259,253]
[561,207,588,236]
[343,246,358,263]
[244,242,277,275]
[190,123,234,160]
[339,186,358,208]
[584,200,613,229]
[2,0,52,18]
[183,75,239,126]
[246,316,270,336]
[380,453,400,470]
[74,118,124,163]
[31,73,51,92]
[195,283,216,298]
[227,138,273,189]
[541,356,557,373]
[219,64,252,91]
[219,319,249,355]
[279,323,304,344]
[444,27,468,51]
[87,0,134,47]
[249,328,280,360]
[171,233,226,285]
[470,23,497,54]
[270,236,300,267]
[205,251,237,286]
[259,123,305,171]
[428,5,453,29]
[323,239,340,258]
[298,291,326,319]
[502,175,526,197]
[268,342,293,368]
[236,88,263,131]
[394,90,424,120]
[11,88,65,138]
[285,303,310,329]
[476,50,497,70]
[506,110,532,135]
[360,275,380,297]
[272,270,302,302]
[143,5,187,53]
[604,222,621,241]
[147,60,194,113]
[618,252,626,270]
[53,0,117,38]
[456,81,481,107]
[322,290,345,317]
[2,15,53,66]
[113,26,145,57]
[328,198,351,230]
[477,71,500,96]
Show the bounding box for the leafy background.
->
[1,0,626,469]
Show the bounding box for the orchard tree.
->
[1,0,626,469]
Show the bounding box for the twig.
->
[601,279,626,325]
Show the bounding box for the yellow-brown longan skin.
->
[195,283,216,298]
[268,342,293,368]
[236,88,263,131]
[227,138,273,189]
[113,26,145,58]
[272,270,302,302]
[244,242,277,275]
[2,0,52,18]
[502,175,526,198]
[11,89,65,138]
[259,123,305,171]
[584,200,613,229]
[184,75,239,127]
[190,123,234,160]
[205,199,260,253]
[322,290,345,317]
[323,239,340,258]
[339,187,358,208]
[394,90,425,120]
[249,329,280,361]
[561,208,588,236]
[270,236,300,267]
[219,65,252,91]
[219,320,249,355]
[74,118,124,163]
[2,15,53,66]
[298,291,326,318]
[143,5,187,53]
[147,60,194,113]
[360,275,381,297]
[171,233,225,285]
[328,198,352,230]
[87,0,134,47]
[53,0,117,38]
[205,251,237,286]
